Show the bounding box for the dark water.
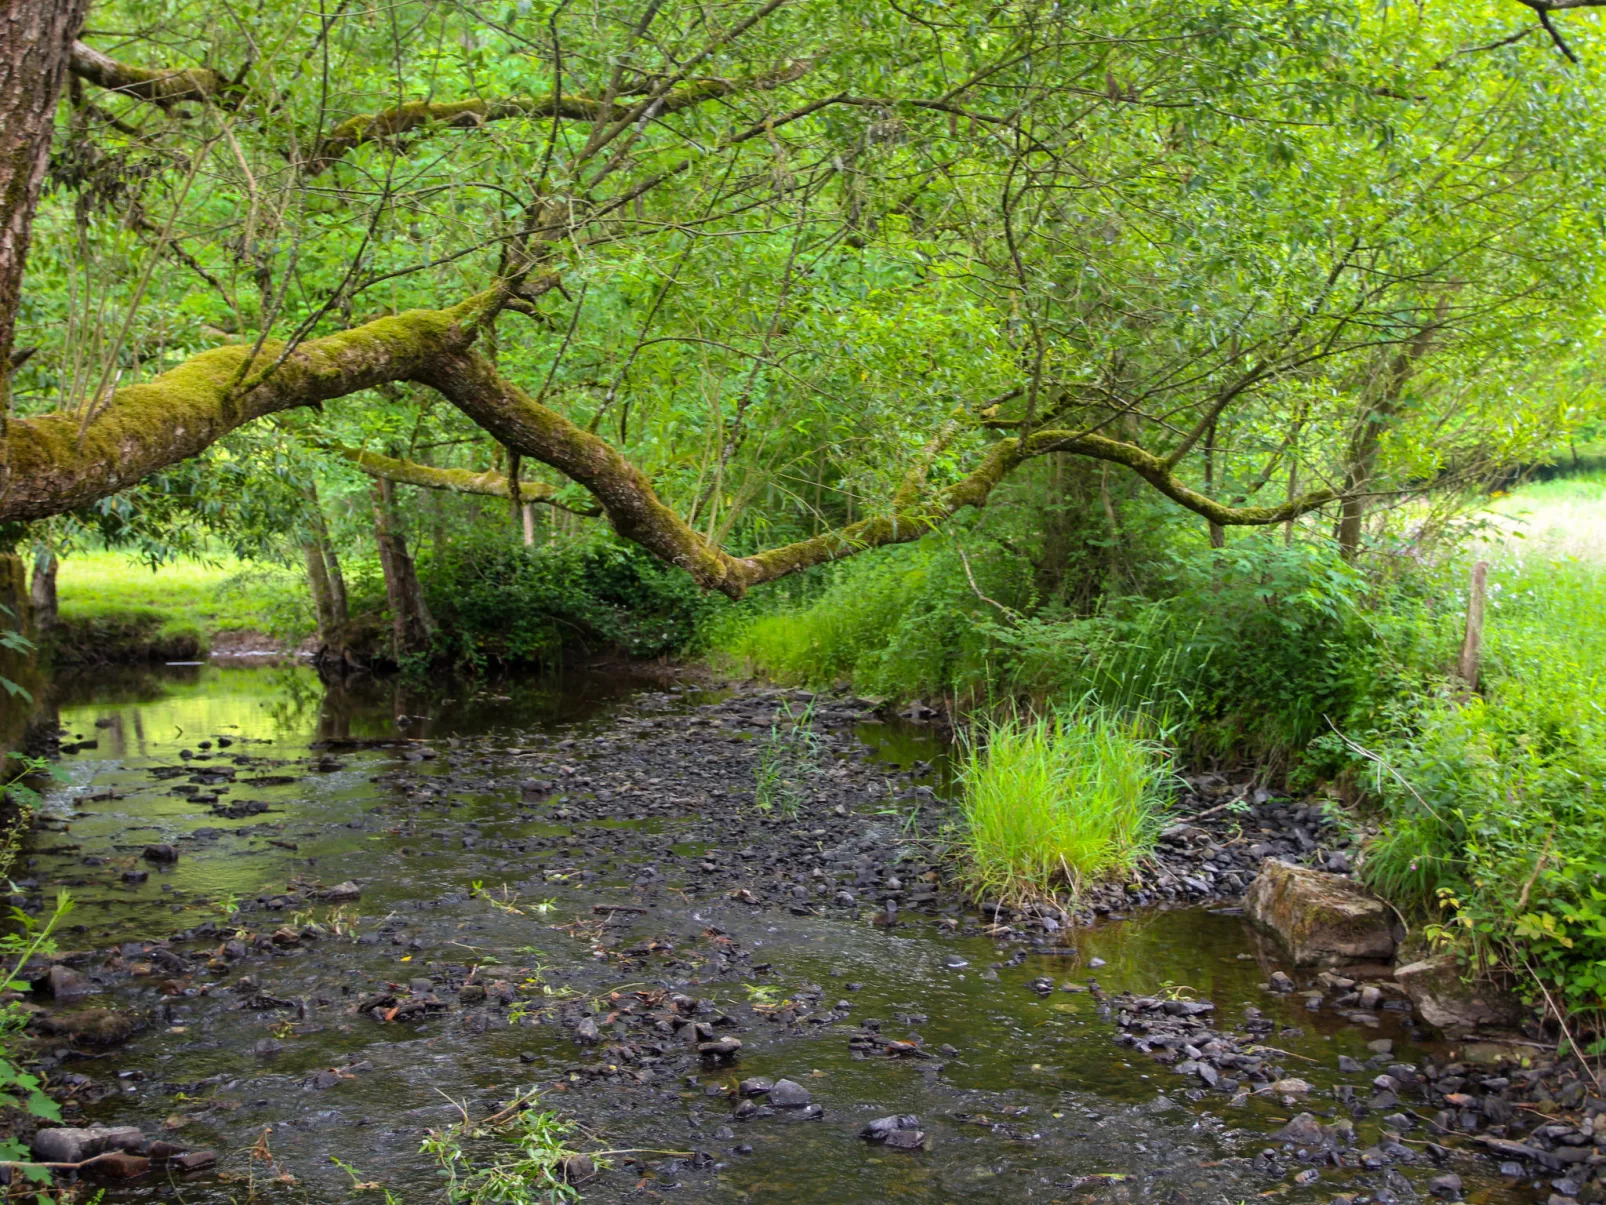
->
[12,665,1530,1204]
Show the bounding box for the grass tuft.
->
[956,706,1172,905]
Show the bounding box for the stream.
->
[9,664,1540,1204]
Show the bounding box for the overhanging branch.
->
[308,63,807,176]
[0,292,1337,600]
[323,442,600,515]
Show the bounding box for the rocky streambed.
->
[2,663,1599,1204]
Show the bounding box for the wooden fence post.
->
[1457,560,1489,692]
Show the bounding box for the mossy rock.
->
[1244,858,1397,968]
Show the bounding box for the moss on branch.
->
[69,41,231,107]
[308,64,807,175]
[323,442,601,515]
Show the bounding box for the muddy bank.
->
[4,665,1597,1204]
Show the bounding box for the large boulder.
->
[1394,954,1524,1034]
[1244,859,1396,968]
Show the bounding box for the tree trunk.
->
[1204,419,1225,549]
[521,501,536,546]
[28,546,56,629]
[370,478,434,659]
[1457,560,1488,692]
[0,0,87,405]
[302,540,338,642]
[1335,302,1448,560]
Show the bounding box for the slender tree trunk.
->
[28,546,56,629]
[301,485,353,663]
[1457,560,1488,692]
[0,0,87,405]
[521,501,536,546]
[1336,302,1448,560]
[1204,419,1225,549]
[303,540,338,642]
[370,478,434,658]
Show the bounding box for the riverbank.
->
[44,551,309,665]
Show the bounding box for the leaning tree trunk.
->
[370,478,434,659]
[0,0,88,411]
[28,546,56,629]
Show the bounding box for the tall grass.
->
[956,706,1173,904]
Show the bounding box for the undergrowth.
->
[1357,551,1606,1035]
[421,536,722,668]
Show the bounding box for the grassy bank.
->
[1360,474,1606,1030]
[719,473,1606,1028]
[50,551,311,661]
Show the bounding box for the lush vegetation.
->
[726,467,1606,1032]
[1360,477,1606,1034]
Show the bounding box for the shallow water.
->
[11,666,1535,1204]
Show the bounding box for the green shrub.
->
[422,535,723,666]
[725,531,1405,762]
[956,706,1172,904]
[1360,554,1606,1029]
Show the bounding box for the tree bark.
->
[370,479,433,659]
[302,540,338,644]
[0,0,89,408]
[68,40,228,107]
[28,547,56,630]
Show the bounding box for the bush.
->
[422,536,723,666]
[955,706,1172,904]
[1360,555,1606,1029]
[725,531,1410,763]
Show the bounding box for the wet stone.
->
[768,1078,811,1107]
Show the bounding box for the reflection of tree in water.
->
[260,667,325,733]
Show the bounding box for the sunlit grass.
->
[1480,469,1606,563]
[956,707,1172,905]
[54,549,310,640]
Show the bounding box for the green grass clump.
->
[957,707,1172,904]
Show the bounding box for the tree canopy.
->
[2,0,1605,597]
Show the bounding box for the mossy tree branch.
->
[0,293,495,522]
[69,40,232,107]
[415,350,1339,599]
[323,442,600,515]
[308,64,807,176]
[0,297,1336,599]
